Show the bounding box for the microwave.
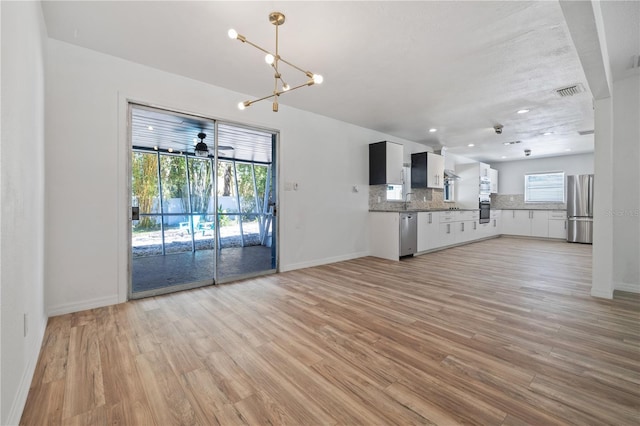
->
[479,176,491,194]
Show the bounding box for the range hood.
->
[444,169,461,180]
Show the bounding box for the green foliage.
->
[189,158,213,215]
[160,155,188,211]
[131,152,159,229]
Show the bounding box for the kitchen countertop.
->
[370,207,566,213]
[370,208,479,213]
[499,207,566,210]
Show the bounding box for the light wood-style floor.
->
[21,237,640,425]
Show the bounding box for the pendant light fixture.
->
[194,132,209,157]
[228,12,323,112]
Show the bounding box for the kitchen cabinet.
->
[369,141,403,185]
[501,210,549,237]
[439,222,457,247]
[438,211,457,246]
[490,210,501,236]
[489,168,499,194]
[455,161,491,208]
[411,152,445,189]
[548,210,567,239]
[479,162,490,178]
[369,212,400,260]
[457,219,479,243]
[417,212,439,252]
[455,210,478,243]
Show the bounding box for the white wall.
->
[45,39,421,315]
[492,153,594,194]
[0,2,48,424]
[612,74,640,292]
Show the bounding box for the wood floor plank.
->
[21,238,640,425]
[62,322,105,419]
[135,350,200,425]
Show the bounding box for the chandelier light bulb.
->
[312,74,324,84]
[228,29,238,39]
[265,54,275,65]
[238,101,246,110]
[282,83,290,91]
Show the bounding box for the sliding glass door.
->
[129,104,277,298]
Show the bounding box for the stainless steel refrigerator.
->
[567,174,594,243]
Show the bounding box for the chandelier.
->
[228,12,323,112]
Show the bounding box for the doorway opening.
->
[129,104,277,298]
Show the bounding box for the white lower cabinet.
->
[501,210,549,237]
[548,210,567,239]
[489,210,501,236]
[501,210,531,236]
[457,220,478,243]
[417,212,440,251]
[439,222,457,246]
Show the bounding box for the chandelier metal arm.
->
[233,35,315,81]
[244,79,316,108]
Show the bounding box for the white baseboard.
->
[6,315,48,426]
[615,281,640,293]
[280,251,368,272]
[591,287,614,299]
[47,294,119,317]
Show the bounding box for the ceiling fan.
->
[194,132,234,157]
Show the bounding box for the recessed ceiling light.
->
[168,148,173,153]
[501,156,507,159]
[517,109,530,114]
[153,146,158,151]
[147,126,154,131]
[468,143,475,147]
[565,148,571,151]
[543,132,553,136]
[503,142,511,146]
[429,128,437,133]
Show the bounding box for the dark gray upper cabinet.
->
[411,152,444,189]
[369,141,403,185]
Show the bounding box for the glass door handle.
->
[132,207,140,221]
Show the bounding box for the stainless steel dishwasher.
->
[399,212,417,257]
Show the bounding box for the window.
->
[386,165,410,201]
[524,172,565,203]
[443,179,454,202]
[386,184,403,201]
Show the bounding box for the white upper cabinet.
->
[479,162,490,178]
[489,168,499,193]
[369,141,404,185]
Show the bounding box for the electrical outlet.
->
[24,313,29,337]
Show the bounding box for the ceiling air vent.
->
[555,83,585,97]
[578,129,594,136]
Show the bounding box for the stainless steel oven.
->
[479,199,490,224]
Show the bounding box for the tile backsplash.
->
[491,194,566,210]
[369,185,454,211]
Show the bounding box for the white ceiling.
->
[41,1,638,163]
